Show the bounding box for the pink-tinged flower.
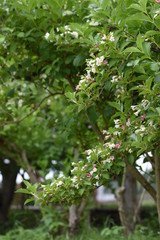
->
[91,79,95,83]
[156,0,160,2]
[90,52,94,57]
[114,143,121,149]
[84,150,88,154]
[49,194,52,198]
[126,118,130,126]
[75,85,79,91]
[86,172,91,178]
[103,60,108,65]
[104,143,107,147]
[105,135,110,140]
[92,164,96,168]
[95,44,98,48]
[140,114,146,121]
[121,125,125,130]
[103,130,107,135]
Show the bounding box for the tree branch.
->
[123,158,156,202]
[0,92,63,127]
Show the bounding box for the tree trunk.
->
[0,161,19,223]
[69,205,78,237]
[69,200,86,237]
[117,169,139,236]
[154,148,160,225]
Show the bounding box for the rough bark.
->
[21,150,37,184]
[154,148,160,224]
[0,161,19,223]
[69,205,78,237]
[117,169,139,236]
[69,200,86,237]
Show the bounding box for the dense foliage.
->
[0,0,160,226]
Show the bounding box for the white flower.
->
[108,143,115,149]
[113,131,120,136]
[71,176,78,183]
[96,56,104,66]
[56,180,63,186]
[89,20,99,26]
[141,99,150,109]
[86,149,92,155]
[90,170,94,175]
[70,31,78,39]
[134,109,141,116]
[109,32,115,42]
[131,105,137,111]
[18,99,23,107]
[40,74,47,79]
[102,34,107,40]
[93,167,97,172]
[140,125,146,131]
[44,32,50,39]
[75,184,79,189]
[148,120,153,126]
[47,99,51,105]
[91,66,96,73]
[114,119,120,124]
[111,76,118,83]
[128,149,132,153]
[95,175,99,180]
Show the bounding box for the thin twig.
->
[0,92,63,127]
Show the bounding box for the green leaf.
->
[103,173,110,180]
[123,47,142,53]
[146,77,153,89]
[65,92,76,103]
[73,54,86,67]
[136,33,143,51]
[108,101,121,111]
[150,63,159,72]
[145,30,160,37]
[142,42,151,56]
[16,188,30,194]
[134,65,146,74]
[24,197,35,205]
[17,32,25,38]
[128,3,145,13]
[79,188,85,195]
[118,162,126,167]
[128,13,152,23]
[0,34,5,44]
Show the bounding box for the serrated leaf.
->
[128,3,145,13]
[145,30,160,37]
[128,13,152,23]
[16,188,30,194]
[123,47,142,53]
[134,65,146,74]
